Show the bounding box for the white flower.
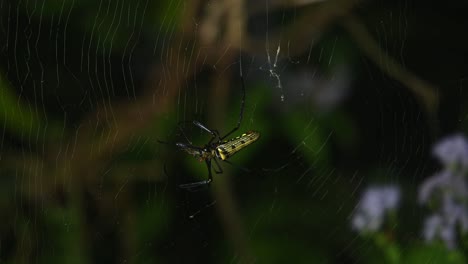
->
[419,133,468,249]
[418,170,468,205]
[432,134,468,169]
[352,185,400,233]
[282,65,351,112]
[423,213,457,249]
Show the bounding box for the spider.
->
[163,72,260,190]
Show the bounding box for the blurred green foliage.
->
[0,76,50,140]
[1,0,468,263]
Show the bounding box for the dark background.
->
[1,0,467,263]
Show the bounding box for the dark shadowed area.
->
[1,0,468,263]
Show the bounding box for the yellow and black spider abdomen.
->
[216,131,260,160]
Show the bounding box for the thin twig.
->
[341,14,439,114]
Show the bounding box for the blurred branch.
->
[198,1,255,261]
[199,0,245,48]
[51,3,253,262]
[244,0,362,56]
[248,0,327,12]
[198,0,361,57]
[213,180,255,263]
[341,15,439,114]
[209,61,255,263]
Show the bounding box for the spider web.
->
[0,0,465,263]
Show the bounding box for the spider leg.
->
[171,142,205,158]
[178,179,212,191]
[157,139,171,145]
[176,122,194,144]
[179,160,213,190]
[212,158,223,174]
[176,120,220,144]
[222,159,250,173]
[192,121,220,144]
[156,122,195,146]
[174,142,202,150]
[219,72,246,140]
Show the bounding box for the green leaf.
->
[282,111,332,168]
[0,74,63,142]
[39,206,89,264]
[0,75,42,138]
[404,244,465,264]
